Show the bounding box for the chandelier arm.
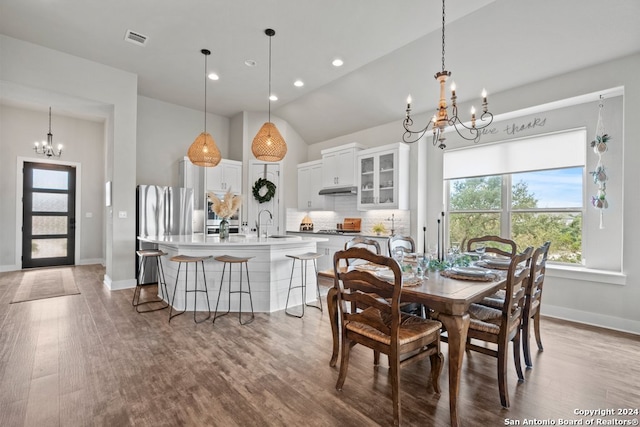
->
[402,116,435,144]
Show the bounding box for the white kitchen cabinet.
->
[321,143,364,188]
[315,234,390,271]
[297,160,333,211]
[357,143,410,210]
[178,157,204,210]
[205,159,242,193]
[316,235,350,271]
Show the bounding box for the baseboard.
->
[543,304,640,336]
[0,264,20,273]
[103,274,136,291]
[78,258,105,266]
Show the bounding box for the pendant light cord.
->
[268,32,272,123]
[204,52,207,133]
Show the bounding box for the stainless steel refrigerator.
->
[136,185,194,284]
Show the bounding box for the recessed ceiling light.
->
[269,94,278,101]
[208,73,219,81]
[294,80,304,87]
[245,59,257,67]
[332,58,344,67]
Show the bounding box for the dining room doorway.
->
[22,162,76,268]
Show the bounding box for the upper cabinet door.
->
[205,159,242,193]
[357,143,410,211]
[298,160,332,211]
[320,143,364,188]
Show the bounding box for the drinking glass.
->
[475,243,486,260]
[392,247,405,266]
[416,253,430,279]
[428,244,438,262]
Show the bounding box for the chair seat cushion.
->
[468,303,502,334]
[345,307,441,346]
[468,303,521,335]
[479,289,505,309]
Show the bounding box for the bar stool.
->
[213,255,255,325]
[168,255,212,323]
[134,249,169,313]
[285,252,323,318]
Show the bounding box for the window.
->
[448,168,583,264]
[444,129,587,266]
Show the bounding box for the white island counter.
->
[138,234,328,313]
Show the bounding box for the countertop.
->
[139,234,328,247]
[287,230,392,240]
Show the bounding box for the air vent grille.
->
[124,29,148,46]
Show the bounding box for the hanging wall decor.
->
[589,95,610,229]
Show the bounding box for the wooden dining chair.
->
[387,234,415,255]
[333,247,443,426]
[344,236,381,253]
[343,236,382,268]
[466,235,517,258]
[465,246,533,408]
[522,241,550,368]
[475,241,551,369]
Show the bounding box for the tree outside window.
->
[448,168,583,264]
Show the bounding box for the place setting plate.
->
[476,258,511,270]
[440,265,496,282]
[375,270,422,287]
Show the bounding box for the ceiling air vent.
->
[124,29,148,46]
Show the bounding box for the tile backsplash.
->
[287,196,410,236]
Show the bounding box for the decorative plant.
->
[372,223,387,235]
[208,189,242,219]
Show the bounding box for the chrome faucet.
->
[257,209,273,238]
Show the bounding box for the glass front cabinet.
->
[357,143,410,210]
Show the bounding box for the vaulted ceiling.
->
[1,0,639,143]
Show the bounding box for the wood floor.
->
[1,265,639,426]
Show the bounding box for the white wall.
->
[0,105,105,269]
[137,96,231,187]
[1,35,137,287]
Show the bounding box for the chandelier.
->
[402,0,493,149]
[34,107,63,157]
[188,48,222,167]
[251,28,287,162]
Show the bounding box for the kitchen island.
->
[138,234,328,313]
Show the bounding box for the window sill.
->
[546,264,626,285]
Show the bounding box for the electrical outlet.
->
[118,211,127,219]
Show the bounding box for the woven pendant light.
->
[252,28,287,162]
[188,49,221,167]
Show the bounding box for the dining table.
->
[324,263,507,427]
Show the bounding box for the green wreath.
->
[252,178,276,203]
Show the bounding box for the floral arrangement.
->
[208,189,242,219]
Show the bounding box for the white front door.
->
[248,162,281,236]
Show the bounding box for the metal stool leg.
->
[169,262,184,322]
[134,255,169,313]
[239,261,255,325]
[285,258,302,318]
[306,259,322,312]
[286,256,322,318]
[213,260,254,325]
[213,262,230,323]
[192,260,211,323]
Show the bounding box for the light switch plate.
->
[118,211,127,219]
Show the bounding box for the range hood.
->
[318,186,357,196]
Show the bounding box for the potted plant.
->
[372,223,387,236]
